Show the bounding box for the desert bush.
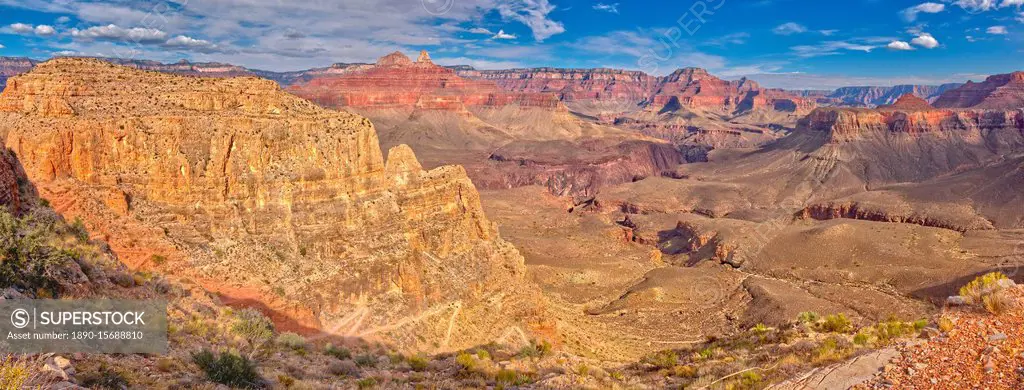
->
[797,311,819,324]
[324,344,351,360]
[517,340,552,359]
[354,354,376,367]
[853,332,870,346]
[816,314,852,333]
[69,217,90,243]
[408,354,429,372]
[960,272,1011,304]
[79,367,130,389]
[455,352,477,372]
[495,368,533,386]
[983,290,1013,315]
[231,308,274,358]
[0,210,75,295]
[327,360,359,377]
[0,355,48,390]
[276,332,306,351]
[938,316,955,332]
[192,349,262,388]
[356,377,378,389]
[643,350,678,369]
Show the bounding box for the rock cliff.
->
[0,57,38,90]
[823,84,961,107]
[933,71,1024,109]
[288,51,562,111]
[0,58,547,351]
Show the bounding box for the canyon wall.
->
[0,58,546,351]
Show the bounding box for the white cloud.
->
[593,3,619,13]
[911,33,940,48]
[56,16,70,24]
[773,22,807,35]
[164,35,219,52]
[497,0,565,41]
[8,23,35,34]
[6,23,56,36]
[34,25,56,36]
[468,27,494,35]
[955,0,998,12]
[987,25,1009,34]
[432,56,523,70]
[819,29,839,36]
[967,35,978,42]
[901,3,945,22]
[0,44,4,49]
[71,24,168,43]
[887,40,914,50]
[1018,12,1024,23]
[492,29,517,40]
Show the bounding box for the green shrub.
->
[276,332,306,351]
[517,340,552,358]
[455,352,477,371]
[324,344,351,360]
[912,319,928,331]
[69,217,89,243]
[150,254,168,266]
[354,354,376,367]
[192,349,261,388]
[797,311,819,324]
[643,350,678,369]
[0,356,36,389]
[960,272,1010,304]
[853,332,870,346]
[740,371,763,387]
[79,367,129,389]
[356,377,377,389]
[408,354,429,372]
[231,309,274,358]
[495,368,533,386]
[817,314,852,333]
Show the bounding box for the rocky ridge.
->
[933,71,1024,110]
[0,58,547,352]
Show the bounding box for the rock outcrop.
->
[878,93,934,110]
[798,106,1024,142]
[0,58,546,351]
[933,71,1024,109]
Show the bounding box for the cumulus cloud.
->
[8,23,34,34]
[901,3,945,21]
[987,25,1009,34]
[7,23,57,36]
[887,40,914,50]
[56,16,71,24]
[911,33,940,48]
[164,35,219,52]
[492,29,517,40]
[772,22,807,35]
[34,25,56,36]
[593,3,619,13]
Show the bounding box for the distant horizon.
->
[1,51,1010,91]
[3,0,1023,90]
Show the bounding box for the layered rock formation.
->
[288,51,562,111]
[933,71,1024,109]
[821,84,961,107]
[457,66,812,116]
[0,57,38,90]
[0,58,546,351]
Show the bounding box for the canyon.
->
[1,52,1023,388]
[0,58,547,352]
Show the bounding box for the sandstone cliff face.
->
[0,58,546,351]
[933,72,1024,109]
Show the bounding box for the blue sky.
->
[0,0,1022,89]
